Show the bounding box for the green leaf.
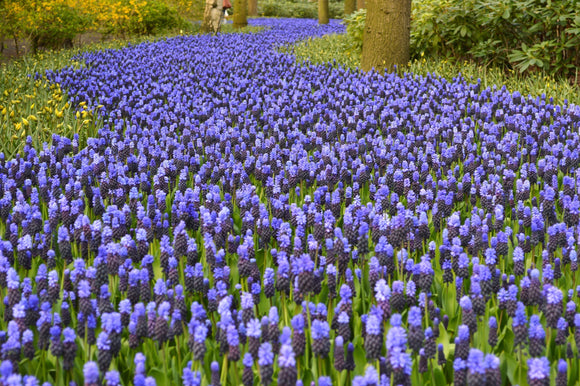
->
[310,352,318,379]
[150,367,170,385]
[498,325,515,352]
[434,367,447,385]
[353,345,367,375]
[518,59,533,73]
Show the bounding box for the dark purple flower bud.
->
[210,361,220,386]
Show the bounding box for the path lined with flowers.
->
[1,18,580,386]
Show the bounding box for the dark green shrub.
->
[500,0,580,76]
[347,0,580,78]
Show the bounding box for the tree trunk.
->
[361,0,411,73]
[13,34,19,56]
[318,0,329,24]
[248,0,257,16]
[202,0,223,33]
[357,0,365,9]
[344,0,356,15]
[233,0,248,28]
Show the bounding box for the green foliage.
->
[220,24,264,34]
[168,0,205,22]
[0,0,27,42]
[286,33,360,68]
[259,1,343,19]
[412,0,580,77]
[284,33,360,69]
[345,0,580,79]
[343,8,365,51]
[28,3,91,52]
[289,32,580,106]
[0,57,102,159]
[130,0,185,36]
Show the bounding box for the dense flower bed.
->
[1,18,580,385]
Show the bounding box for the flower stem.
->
[163,341,169,379]
[221,355,229,385]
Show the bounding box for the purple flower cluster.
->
[0,16,578,385]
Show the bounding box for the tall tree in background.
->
[344,0,355,15]
[234,0,247,28]
[357,0,365,9]
[361,0,411,73]
[248,0,257,16]
[318,0,329,24]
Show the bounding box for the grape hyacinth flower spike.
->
[556,359,567,386]
[258,342,273,386]
[277,344,297,386]
[242,353,254,386]
[527,357,550,386]
[364,314,382,360]
[83,361,100,386]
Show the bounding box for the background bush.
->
[94,0,191,38]
[343,9,365,51]
[127,0,186,36]
[346,0,580,79]
[259,0,344,19]
[0,0,198,53]
[28,2,91,53]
